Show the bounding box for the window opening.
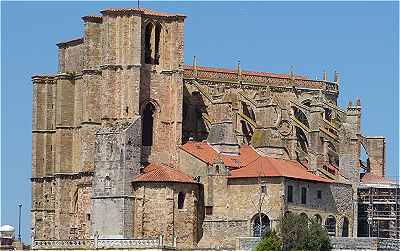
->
[177,192,185,209]
[287,185,293,203]
[142,103,155,146]
[301,187,307,204]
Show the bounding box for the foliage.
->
[278,213,331,251]
[255,231,282,251]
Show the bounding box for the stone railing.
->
[33,237,162,250]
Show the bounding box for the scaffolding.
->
[358,182,400,239]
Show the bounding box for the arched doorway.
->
[251,213,270,237]
[325,215,336,237]
[142,103,155,146]
[342,217,349,237]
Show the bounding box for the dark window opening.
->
[324,108,332,121]
[317,190,322,199]
[87,213,91,221]
[241,120,253,144]
[215,165,220,174]
[205,206,213,215]
[105,176,111,190]
[301,187,307,204]
[144,23,154,64]
[154,23,161,65]
[287,185,293,203]
[177,192,185,209]
[342,217,349,237]
[142,103,155,146]
[261,185,267,194]
[125,106,129,115]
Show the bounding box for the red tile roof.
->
[133,163,196,183]
[180,141,259,168]
[361,172,397,185]
[181,141,333,183]
[229,157,333,183]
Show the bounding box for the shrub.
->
[255,231,282,251]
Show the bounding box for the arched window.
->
[177,192,185,209]
[293,107,309,128]
[325,215,336,237]
[251,213,270,237]
[144,23,154,64]
[314,214,322,224]
[142,103,155,146]
[296,127,309,153]
[154,23,162,65]
[342,217,349,237]
[105,176,111,190]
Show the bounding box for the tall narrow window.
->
[317,190,322,199]
[154,23,161,65]
[144,23,154,64]
[142,103,155,146]
[287,185,293,203]
[301,187,307,204]
[178,192,185,209]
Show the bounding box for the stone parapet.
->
[32,238,164,250]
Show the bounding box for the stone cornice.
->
[32,75,56,84]
[56,38,83,48]
[31,171,94,181]
[100,64,124,71]
[81,15,103,23]
[81,68,102,75]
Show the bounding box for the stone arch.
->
[341,216,350,237]
[325,215,336,237]
[141,102,156,146]
[251,213,271,237]
[300,212,308,221]
[313,214,323,224]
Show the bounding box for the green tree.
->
[279,213,331,251]
[255,231,282,251]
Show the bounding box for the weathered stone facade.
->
[31,6,391,250]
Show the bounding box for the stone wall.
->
[132,182,201,249]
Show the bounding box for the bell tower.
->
[98,8,186,165]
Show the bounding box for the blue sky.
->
[1,1,398,244]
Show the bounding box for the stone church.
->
[31,7,389,250]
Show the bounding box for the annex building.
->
[30,7,399,250]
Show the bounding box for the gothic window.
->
[142,103,155,146]
[296,127,309,153]
[252,213,270,237]
[324,108,332,121]
[178,192,185,209]
[293,107,309,128]
[154,23,161,65]
[144,22,154,64]
[342,217,349,237]
[144,22,161,65]
[287,185,293,203]
[325,215,336,236]
[301,187,307,204]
